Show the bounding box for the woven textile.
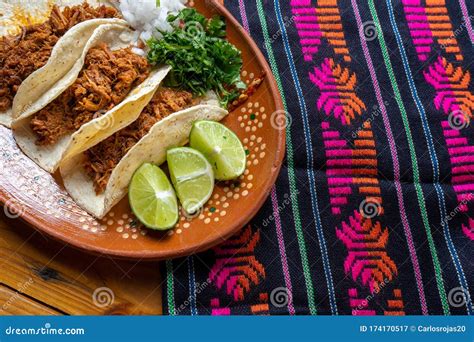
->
[163,0,474,315]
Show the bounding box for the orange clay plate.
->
[0,0,285,260]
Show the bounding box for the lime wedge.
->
[129,163,178,230]
[167,147,214,215]
[189,121,246,180]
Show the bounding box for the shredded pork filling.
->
[84,88,197,194]
[0,3,121,112]
[30,43,150,145]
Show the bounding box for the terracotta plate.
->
[0,0,285,260]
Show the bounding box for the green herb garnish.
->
[147,8,246,107]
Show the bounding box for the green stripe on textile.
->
[367,0,450,315]
[256,0,317,315]
[166,259,176,315]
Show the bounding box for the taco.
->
[60,88,227,219]
[12,22,171,173]
[0,2,124,127]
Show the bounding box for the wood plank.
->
[0,212,162,315]
[0,285,60,315]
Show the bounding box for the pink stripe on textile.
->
[210,299,230,316]
[408,22,430,29]
[451,155,474,164]
[411,30,433,37]
[321,121,330,129]
[330,197,348,205]
[300,38,322,45]
[325,149,353,157]
[329,187,352,195]
[462,219,474,240]
[211,308,230,315]
[458,0,474,44]
[449,146,474,155]
[350,299,367,306]
[296,23,321,29]
[453,184,474,192]
[294,16,319,22]
[446,138,468,146]
[413,38,434,44]
[327,177,354,185]
[324,140,347,148]
[271,187,296,315]
[406,14,430,22]
[452,175,474,184]
[353,310,376,316]
[402,0,422,5]
[457,196,472,214]
[416,46,432,53]
[327,169,354,175]
[453,165,474,174]
[290,0,311,5]
[322,131,340,139]
[298,30,322,37]
[404,7,425,13]
[238,0,250,33]
[292,7,315,14]
[302,46,319,54]
[443,129,460,138]
[326,159,354,166]
[459,193,473,201]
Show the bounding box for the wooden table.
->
[0,211,162,315]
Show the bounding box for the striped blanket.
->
[163,0,474,315]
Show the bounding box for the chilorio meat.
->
[0,3,120,112]
[84,87,197,193]
[30,43,151,145]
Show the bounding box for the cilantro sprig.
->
[147,8,246,107]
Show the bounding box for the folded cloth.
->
[162,0,474,315]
